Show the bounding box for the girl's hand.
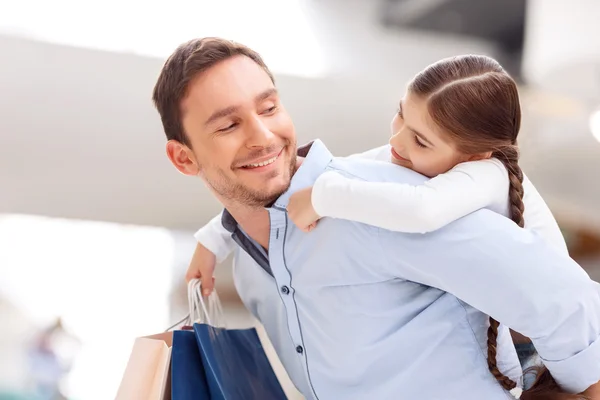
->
[185,243,216,296]
[288,187,321,232]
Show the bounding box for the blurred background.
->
[1,0,600,398]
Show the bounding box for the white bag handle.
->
[165,279,225,331]
[188,279,225,327]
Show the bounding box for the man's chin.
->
[238,161,292,191]
[222,152,295,206]
[254,179,291,206]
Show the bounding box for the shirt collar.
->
[221,139,333,232]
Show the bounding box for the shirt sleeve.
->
[522,175,569,256]
[346,145,391,161]
[193,212,235,263]
[378,209,600,393]
[311,159,508,233]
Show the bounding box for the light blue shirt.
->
[225,140,600,399]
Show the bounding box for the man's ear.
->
[166,140,200,176]
[467,151,493,162]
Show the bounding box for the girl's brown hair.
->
[408,55,588,400]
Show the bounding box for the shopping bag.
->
[115,331,172,400]
[171,329,210,399]
[115,280,208,400]
[195,324,288,400]
[187,279,287,400]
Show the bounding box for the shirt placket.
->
[268,206,319,400]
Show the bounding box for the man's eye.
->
[218,123,237,132]
[262,105,277,114]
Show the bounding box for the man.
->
[152,37,600,399]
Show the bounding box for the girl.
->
[188,55,581,399]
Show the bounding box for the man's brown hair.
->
[152,37,275,147]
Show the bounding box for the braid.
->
[486,146,588,399]
[496,146,525,229]
[483,145,525,393]
[487,318,518,391]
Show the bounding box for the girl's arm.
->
[312,159,507,233]
[185,213,234,296]
[521,176,570,255]
[193,212,235,263]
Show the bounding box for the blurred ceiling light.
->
[590,109,600,142]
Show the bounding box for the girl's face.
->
[389,91,473,178]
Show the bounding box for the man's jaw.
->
[213,143,298,209]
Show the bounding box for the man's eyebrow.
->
[255,88,278,102]
[204,106,239,127]
[204,88,278,127]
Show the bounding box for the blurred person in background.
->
[27,319,79,400]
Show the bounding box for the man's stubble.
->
[197,150,298,208]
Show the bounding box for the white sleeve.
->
[522,175,569,256]
[311,159,508,233]
[193,212,235,263]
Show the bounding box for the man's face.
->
[178,55,297,207]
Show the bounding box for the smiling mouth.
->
[243,155,278,168]
[240,148,284,169]
[391,148,410,162]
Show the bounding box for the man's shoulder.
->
[327,155,428,186]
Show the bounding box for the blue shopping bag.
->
[194,323,287,400]
[171,329,211,399]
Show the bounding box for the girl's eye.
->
[414,135,427,148]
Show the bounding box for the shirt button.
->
[296,345,304,354]
[281,285,290,295]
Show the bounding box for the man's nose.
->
[246,116,276,148]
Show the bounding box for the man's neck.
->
[225,203,271,249]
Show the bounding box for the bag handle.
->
[189,279,225,327]
[188,279,211,325]
[165,279,225,331]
